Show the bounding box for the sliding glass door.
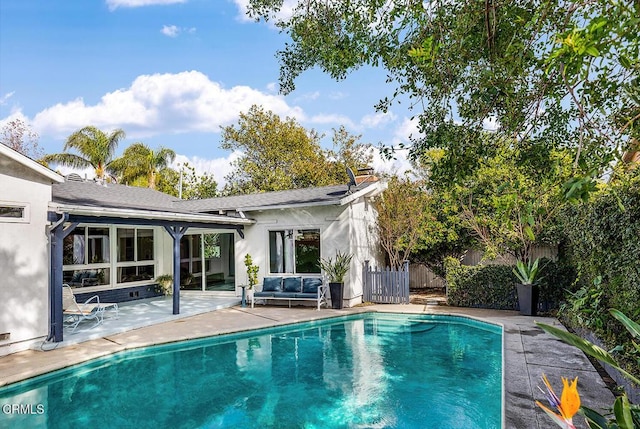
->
[180,232,235,291]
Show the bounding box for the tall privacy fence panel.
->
[363,260,410,304]
[409,264,446,289]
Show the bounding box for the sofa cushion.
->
[275,292,298,298]
[254,292,275,298]
[262,277,282,292]
[295,293,317,299]
[283,277,302,293]
[302,278,323,294]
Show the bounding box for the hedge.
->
[445,257,574,312]
[557,174,640,380]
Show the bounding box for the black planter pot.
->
[516,283,540,316]
[329,282,344,309]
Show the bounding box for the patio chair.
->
[62,284,119,332]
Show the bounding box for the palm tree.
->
[110,143,176,189]
[42,126,126,179]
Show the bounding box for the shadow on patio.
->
[43,292,240,349]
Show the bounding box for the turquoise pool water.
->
[0,314,502,429]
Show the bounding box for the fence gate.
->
[363,260,410,304]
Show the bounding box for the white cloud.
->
[171,151,243,188]
[106,0,186,11]
[31,70,305,141]
[294,91,320,102]
[232,0,299,23]
[309,113,356,128]
[482,116,500,131]
[328,91,347,100]
[360,111,397,129]
[161,25,196,37]
[161,25,180,37]
[0,92,15,106]
[266,82,278,93]
[368,147,413,178]
[392,116,422,145]
[0,110,30,129]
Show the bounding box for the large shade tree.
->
[42,126,126,179]
[221,105,372,194]
[247,0,639,191]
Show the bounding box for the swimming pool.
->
[0,313,502,428]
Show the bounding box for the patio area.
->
[48,292,241,348]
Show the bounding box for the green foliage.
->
[42,125,126,179]
[444,257,518,310]
[155,274,174,296]
[319,251,353,283]
[445,257,572,311]
[220,105,372,195]
[558,172,640,371]
[513,258,541,285]
[449,138,573,261]
[110,143,176,189]
[157,162,218,199]
[373,176,436,269]
[247,0,639,182]
[537,310,640,428]
[244,254,259,289]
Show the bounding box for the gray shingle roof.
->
[52,178,380,215]
[52,179,187,213]
[175,182,377,213]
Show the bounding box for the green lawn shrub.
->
[445,257,575,311]
[445,258,517,309]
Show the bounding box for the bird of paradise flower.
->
[536,374,581,429]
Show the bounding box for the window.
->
[0,206,23,218]
[0,203,29,223]
[63,226,110,288]
[269,229,320,274]
[116,228,155,284]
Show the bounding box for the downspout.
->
[46,212,68,343]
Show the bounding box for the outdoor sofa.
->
[250,276,328,310]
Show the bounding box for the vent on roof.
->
[65,173,84,182]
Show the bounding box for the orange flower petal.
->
[559,377,581,419]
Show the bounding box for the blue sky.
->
[0,0,414,184]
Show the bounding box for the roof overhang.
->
[0,143,64,183]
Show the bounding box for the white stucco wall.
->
[235,196,382,307]
[0,162,55,355]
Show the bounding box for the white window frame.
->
[0,201,29,224]
[268,228,321,275]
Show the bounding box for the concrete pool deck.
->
[0,303,615,429]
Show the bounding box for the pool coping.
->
[0,304,615,429]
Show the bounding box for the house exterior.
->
[179,179,386,307]
[0,146,386,355]
[0,144,64,355]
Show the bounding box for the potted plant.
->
[319,251,353,309]
[244,254,259,290]
[243,254,259,307]
[155,274,174,296]
[513,258,542,316]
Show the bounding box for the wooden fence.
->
[363,260,410,304]
[409,246,558,290]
